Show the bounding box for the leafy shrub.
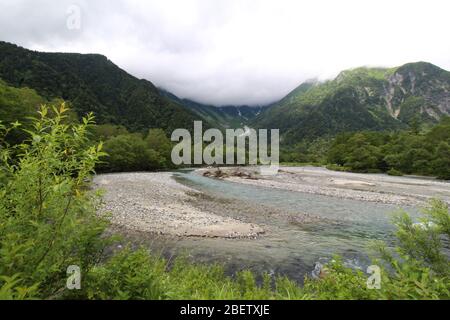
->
[303,257,378,300]
[74,248,310,300]
[97,129,174,173]
[80,248,167,300]
[99,134,163,172]
[327,118,450,179]
[145,128,174,169]
[89,124,129,142]
[326,164,351,172]
[432,142,450,180]
[0,104,111,299]
[304,200,450,300]
[387,168,403,176]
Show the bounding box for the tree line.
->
[327,117,450,179]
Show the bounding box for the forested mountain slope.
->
[0,41,204,133]
[253,62,450,143]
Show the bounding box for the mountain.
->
[0,41,204,133]
[253,62,450,143]
[160,90,265,129]
[2,41,449,141]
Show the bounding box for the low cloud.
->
[1,0,450,106]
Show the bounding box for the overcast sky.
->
[1,0,449,106]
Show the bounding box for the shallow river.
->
[154,169,424,282]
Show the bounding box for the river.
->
[137,168,428,283]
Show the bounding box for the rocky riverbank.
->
[94,172,264,239]
[197,166,450,206]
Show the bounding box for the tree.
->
[334,133,383,172]
[89,124,129,142]
[100,134,163,172]
[432,142,450,180]
[145,129,173,168]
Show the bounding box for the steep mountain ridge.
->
[1,41,449,142]
[253,62,450,143]
[160,89,265,129]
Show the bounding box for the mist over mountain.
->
[1,41,450,142]
[253,62,450,142]
[160,89,266,129]
[0,41,203,133]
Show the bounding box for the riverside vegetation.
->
[0,105,448,300]
[280,116,450,180]
[3,75,450,179]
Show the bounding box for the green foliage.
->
[398,97,429,125]
[432,142,450,179]
[0,79,45,145]
[89,124,129,142]
[0,104,110,299]
[339,133,384,172]
[387,200,450,276]
[0,274,38,300]
[303,257,378,300]
[80,248,167,300]
[253,62,450,142]
[0,79,43,121]
[305,200,450,300]
[0,41,202,133]
[325,164,351,172]
[145,128,174,168]
[0,78,79,146]
[280,137,332,164]
[370,200,450,299]
[387,168,403,176]
[99,134,162,172]
[326,118,450,179]
[98,128,174,172]
[73,247,310,300]
[0,104,448,300]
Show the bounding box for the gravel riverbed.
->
[198,166,450,206]
[94,168,449,241]
[94,172,264,238]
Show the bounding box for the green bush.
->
[89,124,129,142]
[304,200,450,300]
[326,118,450,178]
[326,164,351,172]
[97,129,174,173]
[387,168,403,176]
[0,104,111,299]
[99,134,163,172]
[145,128,174,169]
[303,257,378,300]
[73,248,310,300]
[432,142,450,180]
[80,248,167,300]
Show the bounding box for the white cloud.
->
[1,0,449,105]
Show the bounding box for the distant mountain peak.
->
[160,88,268,129]
[253,62,450,142]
